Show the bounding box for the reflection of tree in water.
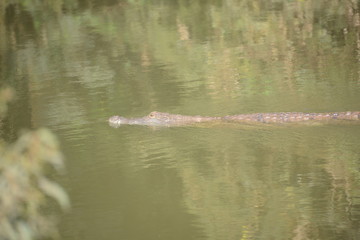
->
[167,127,360,239]
[122,125,360,239]
[1,0,360,113]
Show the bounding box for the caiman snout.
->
[108,116,127,127]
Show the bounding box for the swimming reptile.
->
[108,111,360,127]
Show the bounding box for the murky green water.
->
[1,0,360,239]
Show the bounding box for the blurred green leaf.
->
[38,177,70,210]
[0,91,69,240]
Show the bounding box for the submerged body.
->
[108,111,360,127]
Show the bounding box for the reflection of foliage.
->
[2,0,359,113]
[160,126,360,240]
[0,88,15,116]
[0,90,69,240]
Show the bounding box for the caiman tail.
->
[222,111,360,123]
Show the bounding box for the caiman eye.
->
[149,113,155,118]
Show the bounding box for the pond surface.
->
[2,0,360,239]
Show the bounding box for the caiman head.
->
[108,111,217,127]
[108,111,177,127]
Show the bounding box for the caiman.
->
[108,111,360,127]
